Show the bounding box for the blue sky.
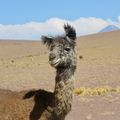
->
[0,0,120,24]
[0,0,120,39]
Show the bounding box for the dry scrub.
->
[74,86,120,96]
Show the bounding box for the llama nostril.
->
[49,53,56,61]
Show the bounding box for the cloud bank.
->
[0,17,120,40]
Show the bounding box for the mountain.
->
[99,25,120,33]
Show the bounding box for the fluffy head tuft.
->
[64,24,76,40]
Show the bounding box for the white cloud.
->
[118,16,120,22]
[0,17,120,40]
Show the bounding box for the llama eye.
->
[64,47,70,52]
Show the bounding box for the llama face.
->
[48,38,76,68]
[42,24,77,68]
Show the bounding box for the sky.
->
[0,0,120,40]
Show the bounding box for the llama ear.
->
[41,36,53,47]
[64,24,76,41]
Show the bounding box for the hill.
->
[99,25,120,33]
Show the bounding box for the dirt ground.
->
[0,30,120,120]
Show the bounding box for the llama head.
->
[42,24,77,68]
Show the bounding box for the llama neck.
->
[53,66,76,118]
[55,66,76,81]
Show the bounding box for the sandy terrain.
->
[0,30,120,119]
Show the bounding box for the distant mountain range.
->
[99,25,120,33]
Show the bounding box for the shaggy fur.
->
[42,24,77,120]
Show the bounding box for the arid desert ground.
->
[0,30,120,120]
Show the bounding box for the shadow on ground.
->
[23,89,54,120]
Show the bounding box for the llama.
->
[41,24,77,120]
[0,24,77,120]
